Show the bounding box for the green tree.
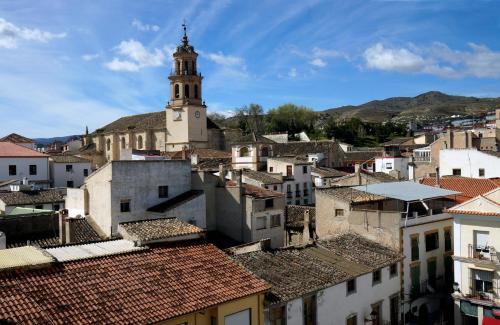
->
[235,104,265,135]
[266,103,316,135]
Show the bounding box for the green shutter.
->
[411,265,420,297]
[427,260,437,288]
[411,237,419,261]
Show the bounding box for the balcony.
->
[410,278,444,300]
[286,191,293,199]
[464,277,499,304]
[295,190,301,197]
[468,245,498,263]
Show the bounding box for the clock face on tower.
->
[195,111,200,118]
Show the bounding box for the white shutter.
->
[474,231,489,249]
[225,309,250,325]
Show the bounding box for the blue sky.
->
[1,0,500,137]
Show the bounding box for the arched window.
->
[184,61,188,74]
[137,136,143,149]
[184,84,190,98]
[121,137,126,149]
[174,84,180,98]
[106,139,111,151]
[261,146,269,157]
[193,61,196,74]
[239,147,249,157]
[176,61,180,74]
[194,84,199,99]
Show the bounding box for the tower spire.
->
[181,20,188,46]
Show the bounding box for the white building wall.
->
[375,156,409,179]
[440,149,500,178]
[251,208,284,249]
[0,157,49,182]
[267,159,314,205]
[286,298,303,325]
[51,162,91,188]
[157,194,206,229]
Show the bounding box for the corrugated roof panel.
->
[0,246,54,270]
[46,239,145,262]
[352,181,461,202]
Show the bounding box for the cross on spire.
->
[181,20,188,45]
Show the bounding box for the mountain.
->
[321,91,500,123]
[33,135,81,146]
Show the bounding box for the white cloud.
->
[288,67,297,78]
[105,39,168,72]
[203,51,244,66]
[363,42,500,79]
[0,18,66,49]
[82,53,100,61]
[131,19,160,32]
[309,58,327,67]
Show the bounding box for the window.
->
[286,165,292,177]
[390,263,398,277]
[66,181,74,188]
[8,165,16,175]
[411,236,419,261]
[425,231,439,252]
[295,200,300,205]
[184,84,190,98]
[265,199,274,209]
[269,167,274,172]
[83,169,89,177]
[445,228,452,252]
[66,164,73,172]
[194,84,199,99]
[121,137,126,149]
[335,209,344,217]
[271,214,281,227]
[256,216,266,230]
[239,147,249,157]
[304,198,308,205]
[386,162,393,169]
[472,269,493,295]
[346,314,357,325]
[390,295,399,325]
[120,200,131,212]
[35,204,43,209]
[474,230,489,252]
[174,84,180,98]
[158,186,169,198]
[427,258,437,289]
[29,164,37,175]
[273,185,278,191]
[137,136,143,149]
[346,279,356,295]
[303,295,316,325]
[479,168,485,177]
[261,147,269,157]
[452,168,461,176]
[410,265,421,297]
[302,165,308,174]
[269,306,285,325]
[53,204,60,211]
[224,309,250,325]
[372,269,381,285]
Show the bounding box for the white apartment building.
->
[267,157,314,205]
[65,160,204,237]
[375,155,410,180]
[232,234,403,325]
[0,141,49,188]
[49,155,91,188]
[449,188,500,325]
[231,142,273,171]
[440,149,500,178]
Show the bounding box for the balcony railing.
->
[466,277,498,303]
[295,190,301,197]
[286,191,293,198]
[303,189,309,196]
[468,245,498,263]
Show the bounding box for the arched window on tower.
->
[193,61,196,74]
[121,138,126,149]
[239,147,249,157]
[194,84,199,99]
[176,61,180,74]
[184,61,188,74]
[184,84,190,98]
[106,139,111,151]
[137,136,143,149]
[174,84,180,98]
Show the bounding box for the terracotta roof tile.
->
[50,155,90,163]
[0,242,269,324]
[226,181,284,199]
[421,176,499,203]
[0,142,48,157]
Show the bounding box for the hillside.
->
[321,91,500,123]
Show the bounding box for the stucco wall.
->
[0,157,49,182]
[215,186,244,242]
[50,161,91,188]
[154,193,206,229]
[440,149,500,178]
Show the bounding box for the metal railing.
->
[468,245,498,263]
[286,191,293,198]
[295,190,301,197]
[466,276,498,302]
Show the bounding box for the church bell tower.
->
[165,23,208,151]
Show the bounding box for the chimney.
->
[65,217,81,244]
[302,209,310,245]
[435,167,440,187]
[58,209,68,244]
[354,163,362,185]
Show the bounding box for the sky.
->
[1,0,500,137]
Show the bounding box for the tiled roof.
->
[311,167,348,178]
[226,181,284,199]
[0,133,34,144]
[119,218,204,244]
[268,156,312,165]
[285,205,316,228]
[147,190,204,213]
[317,186,386,203]
[0,141,48,157]
[50,155,90,163]
[227,132,276,144]
[232,233,401,304]
[0,242,270,324]
[243,170,283,184]
[421,176,500,203]
[343,150,381,162]
[166,148,231,160]
[382,137,414,146]
[0,189,64,206]
[194,158,231,171]
[272,140,338,157]
[329,170,397,185]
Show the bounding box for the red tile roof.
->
[0,242,269,324]
[0,133,34,144]
[226,181,284,199]
[0,141,48,157]
[420,176,499,203]
[164,148,231,159]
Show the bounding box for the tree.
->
[235,104,265,135]
[266,103,316,135]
